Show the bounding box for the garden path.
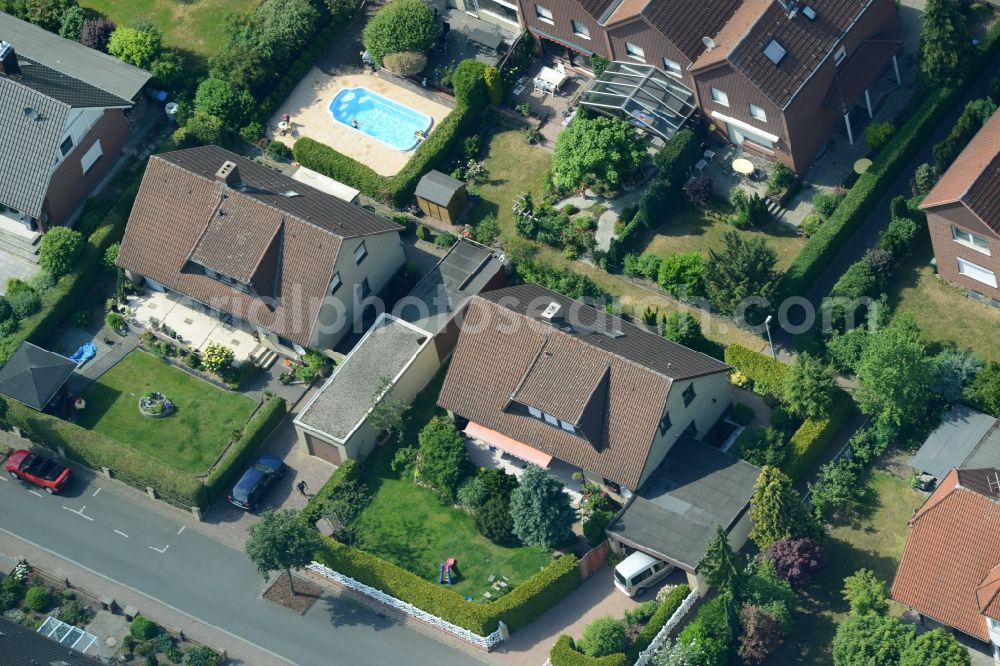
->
[555,188,645,252]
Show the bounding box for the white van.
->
[613,550,674,597]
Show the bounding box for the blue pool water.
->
[329,87,433,151]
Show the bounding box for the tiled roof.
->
[7,54,130,107]
[692,0,772,71]
[891,468,1000,641]
[922,111,1000,235]
[642,0,743,61]
[976,564,1000,621]
[0,342,76,410]
[116,147,401,348]
[728,0,876,109]
[0,616,102,666]
[823,39,901,113]
[436,285,729,488]
[578,0,619,21]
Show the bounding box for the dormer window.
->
[354,241,368,264]
[528,406,542,418]
[543,412,559,426]
[525,404,578,435]
[682,383,696,407]
[60,136,73,156]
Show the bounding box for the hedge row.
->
[627,584,692,659]
[724,345,852,481]
[300,458,359,526]
[314,539,580,635]
[777,21,1000,301]
[550,636,628,666]
[202,394,287,504]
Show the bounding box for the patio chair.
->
[703,149,716,162]
[694,159,708,175]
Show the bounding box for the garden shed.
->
[0,342,77,411]
[415,170,467,224]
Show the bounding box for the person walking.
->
[296,480,308,497]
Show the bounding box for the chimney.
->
[215,161,241,187]
[0,41,20,76]
[776,0,799,18]
[540,302,562,323]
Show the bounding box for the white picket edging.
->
[306,561,507,650]
[633,588,701,666]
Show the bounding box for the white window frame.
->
[535,4,554,23]
[59,136,74,157]
[710,88,729,107]
[952,225,991,255]
[749,103,767,122]
[330,272,342,294]
[990,618,1000,630]
[625,42,645,61]
[663,58,682,77]
[957,257,997,288]
[834,45,847,66]
[80,140,103,175]
[571,20,590,39]
[354,240,368,264]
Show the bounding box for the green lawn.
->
[468,130,768,351]
[78,0,258,62]
[769,470,925,664]
[888,241,1000,363]
[76,350,258,473]
[354,366,554,598]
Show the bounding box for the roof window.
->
[802,5,817,20]
[763,39,787,66]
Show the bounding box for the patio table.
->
[537,66,567,95]
[732,158,755,179]
[853,158,873,175]
[463,25,504,52]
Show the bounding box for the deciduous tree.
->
[416,416,469,501]
[107,25,162,69]
[245,509,323,596]
[738,603,784,664]
[552,115,645,190]
[899,628,971,666]
[842,568,889,616]
[832,613,914,666]
[38,227,83,278]
[856,315,934,432]
[362,0,437,66]
[764,537,821,588]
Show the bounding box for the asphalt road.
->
[0,467,481,666]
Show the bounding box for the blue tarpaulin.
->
[69,343,96,366]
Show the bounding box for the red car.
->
[5,450,71,494]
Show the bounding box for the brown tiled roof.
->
[604,0,648,26]
[642,0,743,61]
[728,0,876,109]
[117,147,400,347]
[921,111,1000,235]
[892,468,1000,641]
[822,39,901,113]
[692,0,772,71]
[437,285,729,488]
[579,0,619,21]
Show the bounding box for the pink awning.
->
[464,422,553,468]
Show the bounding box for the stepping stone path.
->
[555,189,645,252]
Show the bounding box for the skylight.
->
[763,39,787,65]
[802,5,817,20]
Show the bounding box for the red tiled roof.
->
[641,0,743,61]
[976,564,1000,621]
[823,39,901,113]
[892,468,1000,641]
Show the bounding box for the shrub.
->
[801,213,823,237]
[657,252,704,298]
[382,51,428,76]
[767,162,795,196]
[738,603,784,664]
[194,78,252,127]
[417,417,469,500]
[39,227,84,278]
[628,584,690,659]
[57,599,91,625]
[842,568,889,616]
[8,288,41,320]
[474,215,501,245]
[965,362,1000,417]
[864,121,896,153]
[731,402,755,426]
[911,163,939,196]
[201,342,234,373]
[582,510,614,546]
[684,175,713,207]
[878,209,922,257]
[553,115,644,190]
[676,596,732,666]
[182,646,220,666]
[107,26,162,69]
[474,495,517,545]
[484,65,503,105]
[434,233,455,248]
[624,600,659,627]
[24,586,51,612]
[130,615,160,640]
[578,617,627,658]
[265,140,293,161]
[183,112,227,147]
[724,345,788,397]
[736,427,791,469]
[654,129,700,188]
[765,538,822,588]
[59,6,86,41]
[363,0,437,65]
[812,191,843,219]
[81,18,116,52]
[551,635,628,666]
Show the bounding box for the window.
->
[663,58,682,77]
[535,4,553,22]
[477,0,519,24]
[80,140,102,174]
[711,87,729,106]
[354,240,367,264]
[625,42,645,61]
[991,618,1000,631]
[360,277,371,298]
[958,258,997,288]
[543,412,559,426]
[571,20,590,39]
[763,39,787,65]
[528,406,542,418]
[59,136,73,157]
[683,421,698,437]
[603,478,621,494]
[559,419,576,432]
[953,226,991,255]
[659,411,672,435]
[329,272,342,294]
[682,383,696,407]
[834,45,847,66]
[749,104,767,122]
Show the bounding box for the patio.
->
[127,290,260,363]
[689,144,774,204]
[509,61,589,147]
[426,8,517,74]
[463,434,584,506]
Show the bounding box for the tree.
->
[783,353,836,419]
[509,465,576,548]
[81,18,115,52]
[194,78,252,126]
[738,603,784,664]
[765,538,821,588]
[382,51,427,77]
[657,251,705,298]
[150,51,187,93]
[931,349,983,403]
[450,59,488,107]
[899,629,971,666]
[735,427,790,468]
[38,227,83,278]
[842,568,889,616]
[578,617,626,657]
[552,115,645,190]
[474,495,517,545]
[416,416,469,501]
[362,0,437,66]
[965,361,1000,417]
[832,613,915,666]
[244,509,324,596]
[704,231,778,317]
[810,458,865,523]
[24,0,74,31]
[749,466,815,549]
[856,315,934,431]
[368,376,407,445]
[107,26,162,69]
[184,111,226,146]
[58,5,86,40]
[919,0,973,87]
[483,65,503,105]
[700,526,743,595]
[660,311,714,356]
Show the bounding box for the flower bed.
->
[138,391,174,418]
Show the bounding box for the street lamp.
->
[764,315,776,360]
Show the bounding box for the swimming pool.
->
[329,87,433,152]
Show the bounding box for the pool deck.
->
[269,71,454,177]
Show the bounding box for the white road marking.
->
[28,490,43,498]
[92,488,101,497]
[62,505,94,522]
[1,476,7,481]
[177,526,185,535]
[114,530,129,538]
[149,545,169,554]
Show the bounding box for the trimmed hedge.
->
[627,584,691,659]
[550,636,629,666]
[301,458,360,525]
[778,21,1000,301]
[314,539,580,635]
[724,345,852,481]
[202,394,287,504]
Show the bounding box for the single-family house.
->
[117,145,405,357]
[920,110,1000,305]
[0,12,150,246]
[521,0,901,173]
[892,467,1000,662]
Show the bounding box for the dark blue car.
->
[228,454,285,510]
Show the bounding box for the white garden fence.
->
[305,562,507,651]
[633,588,700,666]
